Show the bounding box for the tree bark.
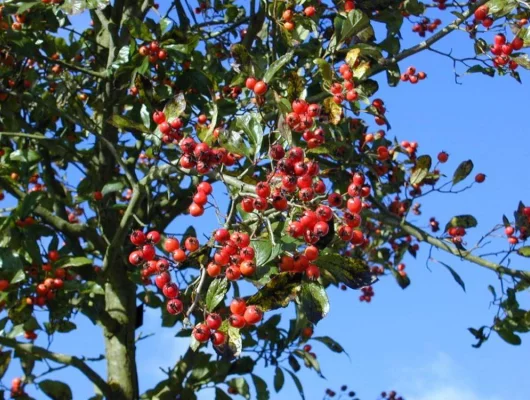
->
[104,262,139,399]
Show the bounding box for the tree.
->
[0,0,528,398]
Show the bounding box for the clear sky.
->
[2,2,529,399]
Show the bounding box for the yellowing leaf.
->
[345,48,361,69]
[354,61,371,80]
[322,97,342,125]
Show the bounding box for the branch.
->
[369,196,530,281]
[241,1,266,50]
[384,0,489,65]
[0,176,107,253]
[0,336,112,398]
[174,0,190,30]
[38,55,108,79]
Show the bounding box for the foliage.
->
[0,0,528,398]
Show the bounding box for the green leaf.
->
[512,55,530,70]
[252,374,269,400]
[403,0,425,15]
[437,261,466,292]
[288,354,300,372]
[235,113,264,161]
[263,51,293,84]
[390,267,410,289]
[101,180,125,196]
[9,149,40,164]
[205,278,229,312]
[111,46,130,69]
[39,380,73,400]
[190,333,201,351]
[125,16,153,41]
[410,155,432,185]
[313,59,332,88]
[164,93,186,120]
[0,351,11,379]
[285,369,305,399]
[228,377,250,399]
[487,0,517,17]
[314,254,374,289]
[247,273,302,311]
[386,63,401,87]
[294,349,322,376]
[53,257,92,268]
[251,240,281,267]
[444,215,478,231]
[452,160,474,185]
[467,65,495,77]
[10,269,25,284]
[313,336,346,354]
[298,282,329,324]
[215,388,232,400]
[341,10,370,42]
[0,248,23,271]
[495,327,521,345]
[18,191,44,218]
[108,115,149,133]
[57,321,76,333]
[274,367,284,392]
[517,246,530,257]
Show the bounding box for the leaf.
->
[163,93,186,120]
[251,240,281,267]
[313,59,332,88]
[495,327,521,345]
[101,180,125,196]
[444,215,478,231]
[53,257,92,268]
[403,0,425,15]
[215,388,232,400]
[294,349,323,376]
[341,10,370,41]
[285,369,305,400]
[517,246,530,257]
[234,113,264,161]
[467,65,495,77]
[345,48,361,69]
[10,269,25,284]
[9,149,40,164]
[298,282,329,324]
[452,160,474,185]
[39,380,73,400]
[18,191,44,218]
[410,155,432,185]
[108,115,150,133]
[0,351,11,379]
[288,354,300,372]
[57,321,76,333]
[190,333,201,351]
[227,377,250,399]
[247,273,303,311]
[205,278,229,312]
[436,261,466,292]
[0,248,23,271]
[125,16,153,41]
[263,51,294,84]
[252,374,269,400]
[322,97,342,125]
[111,46,130,70]
[314,254,374,289]
[274,367,284,392]
[386,63,401,87]
[313,336,346,354]
[512,55,530,70]
[390,267,410,289]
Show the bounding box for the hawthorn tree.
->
[0,0,529,398]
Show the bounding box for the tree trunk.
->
[104,262,139,399]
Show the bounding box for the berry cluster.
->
[206,229,256,280]
[11,377,25,398]
[412,17,442,37]
[333,63,359,104]
[280,6,318,32]
[473,5,494,28]
[324,385,358,399]
[490,34,524,70]
[189,181,213,217]
[138,41,167,64]
[400,66,427,84]
[359,285,375,302]
[245,77,268,96]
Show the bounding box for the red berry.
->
[164,237,180,252]
[197,181,213,195]
[212,331,226,346]
[162,282,180,299]
[130,230,146,246]
[229,313,246,328]
[475,173,486,183]
[230,298,247,315]
[245,77,257,90]
[155,272,171,289]
[193,323,211,342]
[152,111,166,124]
[206,313,222,330]
[243,305,263,325]
[253,81,268,96]
[146,230,161,244]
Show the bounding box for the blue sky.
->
[2,2,530,399]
